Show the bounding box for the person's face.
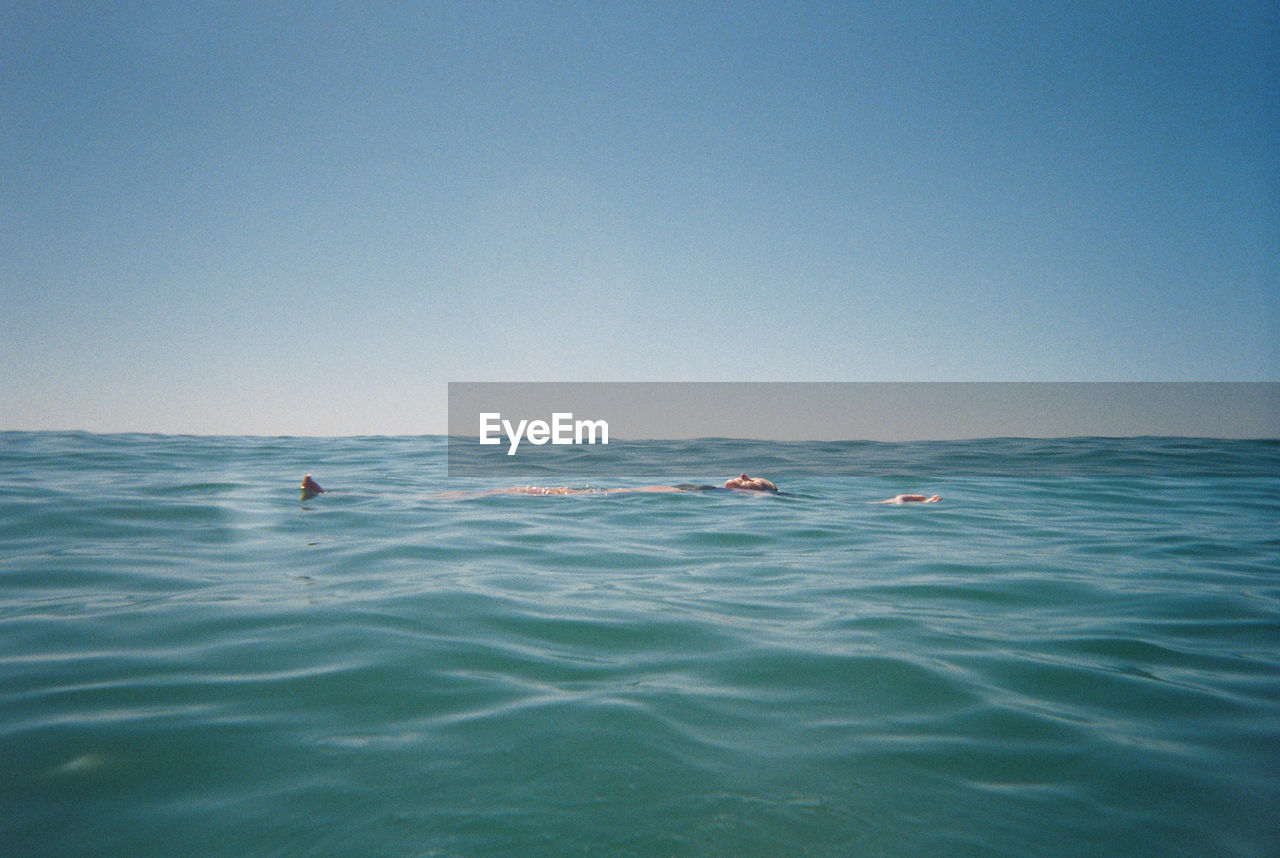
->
[724,473,777,492]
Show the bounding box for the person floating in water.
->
[302,474,938,503]
[301,473,778,500]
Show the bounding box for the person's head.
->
[724,473,778,492]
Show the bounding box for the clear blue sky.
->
[2,1,1276,436]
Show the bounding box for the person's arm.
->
[873,494,941,504]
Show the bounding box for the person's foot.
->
[302,474,325,499]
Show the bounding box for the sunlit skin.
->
[302,474,781,499]
[723,473,778,492]
[499,474,780,495]
[874,494,942,504]
[303,474,939,502]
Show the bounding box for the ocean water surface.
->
[1,433,1277,856]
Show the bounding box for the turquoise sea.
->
[1,432,1277,856]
